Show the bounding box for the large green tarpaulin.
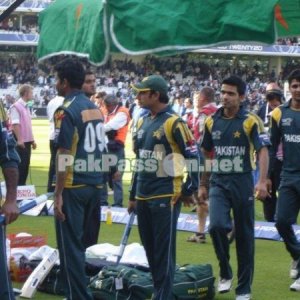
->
[38,0,298,65]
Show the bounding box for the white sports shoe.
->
[236,294,251,300]
[290,259,299,279]
[290,278,300,292]
[217,278,232,293]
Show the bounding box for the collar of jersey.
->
[282,99,291,108]
[214,105,246,119]
[65,90,83,99]
[145,105,172,117]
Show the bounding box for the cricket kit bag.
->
[173,264,215,299]
[89,265,153,300]
[89,264,215,300]
[35,258,109,296]
[36,264,65,296]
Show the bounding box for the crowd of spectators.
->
[0,17,38,34]
[0,53,298,113]
[276,37,300,46]
[0,55,37,88]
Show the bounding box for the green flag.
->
[38,0,280,65]
[37,0,108,65]
[276,0,300,37]
[109,0,279,55]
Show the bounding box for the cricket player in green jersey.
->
[128,75,199,300]
[0,100,19,300]
[53,59,106,300]
[200,75,270,300]
[270,69,300,292]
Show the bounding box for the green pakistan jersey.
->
[201,105,270,174]
[269,100,300,176]
[0,101,19,168]
[54,90,106,187]
[129,105,199,200]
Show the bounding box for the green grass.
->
[7,119,300,300]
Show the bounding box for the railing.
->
[0,31,38,45]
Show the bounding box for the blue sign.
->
[196,43,300,57]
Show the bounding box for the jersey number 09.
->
[84,122,106,152]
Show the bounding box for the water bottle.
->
[6,238,10,269]
[106,206,112,225]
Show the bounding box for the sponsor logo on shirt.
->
[284,134,300,143]
[282,118,293,126]
[137,129,144,139]
[259,133,271,145]
[139,149,164,160]
[212,130,221,140]
[214,146,246,156]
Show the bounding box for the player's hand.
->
[0,201,19,225]
[32,142,37,150]
[127,200,136,214]
[266,179,272,194]
[54,193,65,221]
[255,181,270,201]
[112,171,121,181]
[17,141,25,149]
[172,194,194,207]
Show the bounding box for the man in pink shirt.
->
[10,84,36,185]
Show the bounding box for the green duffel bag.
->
[90,264,215,300]
[173,264,215,300]
[127,270,153,299]
[89,266,130,300]
[89,265,153,300]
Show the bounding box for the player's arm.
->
[53,109,74,221]
[268,109,281,178]
[251,119,271,200]
[128,119,143,213]
[0,122,19,224]
[128,171,137,213]
[10,107,24,148]
[171,120,199,206]
[199,118,214,202]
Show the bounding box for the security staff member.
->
[128,75,199,300]
[0,101,20,300]
[53,58,106,300]
[103,94,130,207]
[200,76,269,300]
[270,69,300,292]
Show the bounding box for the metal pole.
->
[0,0,26,23]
